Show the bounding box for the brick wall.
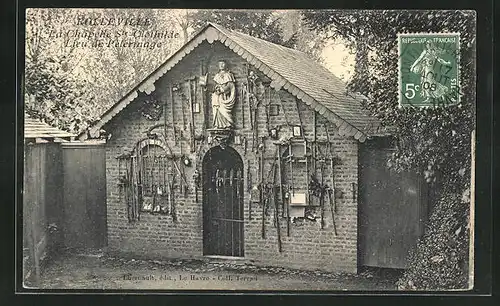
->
[104,41,359,273]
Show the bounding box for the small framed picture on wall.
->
[293,125,302,137]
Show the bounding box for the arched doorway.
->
[202,145,244,257]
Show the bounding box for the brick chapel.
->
[80,23,429,273]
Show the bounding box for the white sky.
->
[320,39,355,82]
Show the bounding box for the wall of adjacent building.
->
[104,41,359,273]
[23,142,63,285]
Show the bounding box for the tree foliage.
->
[303,10,476,193]
[278,10,327,60]
[24,8,182,134]
[24,53,99,133]
[25,9,325,134]
[25,9,99,133]
[82,9,181,104]
[397,187,470,290]
[188,9,289,46]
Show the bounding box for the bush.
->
[397,188,471,290]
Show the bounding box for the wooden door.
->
[62,143,107,250]
[203,146,244,257]
[359,140,428,269]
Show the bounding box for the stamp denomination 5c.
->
[398,33,460,107]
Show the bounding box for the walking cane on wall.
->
[188,79,195,153]
[247,162,252,220]
[324,124,338,235]
[287,142,294,196]
[277,145,285,218]
[170,85,177,146]
[260,148,265,239]
[271,161,283,252]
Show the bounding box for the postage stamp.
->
[398,33,460,107]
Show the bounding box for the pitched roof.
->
[25,114,75,140]
[80,23,385,142]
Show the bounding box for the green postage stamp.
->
[398,33,460,107]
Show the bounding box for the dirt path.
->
[35,253,400,291]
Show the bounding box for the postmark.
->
[398,33,460,107]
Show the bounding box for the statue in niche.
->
[211,60,236,129]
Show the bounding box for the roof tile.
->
[81,23,384,141]
[25,115,75,140]
[212,25,379,132]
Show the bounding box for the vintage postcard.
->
[21,9,476,292]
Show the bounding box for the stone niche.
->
[207,128,234,149]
